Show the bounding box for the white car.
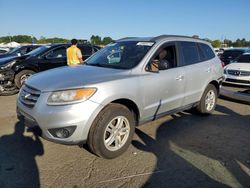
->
[223,53,250,86]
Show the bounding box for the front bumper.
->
[16,91,104,145]
[223,74,250,86]
[0,69,15,83]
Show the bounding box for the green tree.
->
[102,37,113,45]
[37,37,69,44]
[90,35,102,45]
[224,39,232,47]
[211,40,221,48]
[0,36,11,43]
[12,35,33,43]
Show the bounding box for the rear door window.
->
[180,41,199,65]
[46,47,66,58]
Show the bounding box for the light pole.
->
[8,33,11,42]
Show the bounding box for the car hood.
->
[225,63,250,71]
[0,53,15,59]
[0,56,18,65]
[0,55,28,66]
[26,65,131,92]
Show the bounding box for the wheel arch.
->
[14,67,38,76]
[208,80,220,95]
[110,98,140,126]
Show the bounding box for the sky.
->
[1,0,250,41]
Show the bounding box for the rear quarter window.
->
[198,43,215,60]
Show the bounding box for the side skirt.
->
[138,102,199,126]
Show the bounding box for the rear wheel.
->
[197,84,218,114]
[88,103,135,159]
[15,70,35,88]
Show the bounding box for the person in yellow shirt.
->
[67,39,83,66]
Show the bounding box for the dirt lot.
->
[0,94,249,188]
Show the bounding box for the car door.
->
[38,46,67,71]
[177,41,214,106]
[140,42,186,121]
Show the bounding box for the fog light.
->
[49,126,76,138]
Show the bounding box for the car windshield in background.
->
[236,54,250,63]
[7,46,22,54]
[85,41,154,69]
[27,45,51,56]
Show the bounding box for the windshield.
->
[26,45,51,57]
[85,41,154,69]
[7,46,22,54]
[235,54,250,63]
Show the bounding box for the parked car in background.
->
[0,45,41,59]
[16,35,224,159]
[0,48,10,54]
[214,48,224,56]
[0,43,100,95]
[223,53,250,86]
[220,48,250,65]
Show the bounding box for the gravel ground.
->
[0,94,249,188]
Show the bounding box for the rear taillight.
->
[221,61,225,68]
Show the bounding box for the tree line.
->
[0,35,249,48]
[204,38,250,48]
[0,35,113,46]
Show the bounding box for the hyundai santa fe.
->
[16,35,224,159]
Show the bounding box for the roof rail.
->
[152,35,199,41]
[116,37,137,41]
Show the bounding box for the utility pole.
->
[8,33,11,42]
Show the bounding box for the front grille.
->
[227,69,250,76]
[225,78,250,84]
[19,84,41,108]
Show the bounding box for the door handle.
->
[176,75,184,81]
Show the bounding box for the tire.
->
[88,103,135,159]
[196,84,218,115]
[14,70,35,88]
[0,86,19,96]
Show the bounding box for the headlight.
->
[47,88,97,105]
[0,60,16,70]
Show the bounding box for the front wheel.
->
[196,84,218,114]
[88,104,135,159]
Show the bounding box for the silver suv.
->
[17,35,224,159]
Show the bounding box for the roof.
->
[116,35,206,43]
[224,47,250,52]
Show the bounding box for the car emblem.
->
[235,71,241,76]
